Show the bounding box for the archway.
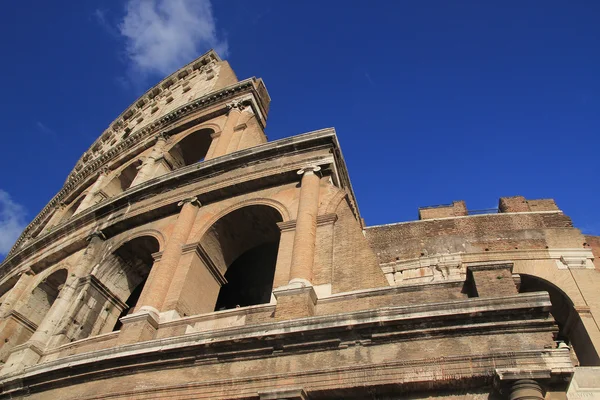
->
[199,205,282,311]
[61,197,85,222]
[26,269,68,329]
[167,128,213,169]
[102,160,143,197]
[0,269,67,362]
[519,274,599,366]
[109,236,159,330]
[50,236,160,342]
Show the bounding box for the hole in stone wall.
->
[168,128,213,168]
[112,278,147,331]
[519,274,600,366]
[214,242,279,310]
[61,196,85,222]
[198,205,282,312]
[117,160,143,191]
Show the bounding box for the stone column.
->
[137,197,200,314]
[0,269,35,318]
[208,101,243,159]
[1,232,106,374]
[509,379,544,400]
[130,134,169,186]
[74,168,110,215]
[204,131,221,160]
[226,108,254,153]
[289,166,321,285]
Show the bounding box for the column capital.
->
[177,196,201,207]
[98,166,111,176]
[156,132,170,142]
[86,230,106,242]
[297,165,322,177]
[226,99,247,112]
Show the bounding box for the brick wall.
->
[586,235,600,272]
[366,211,575,264]
[419,201,467,220]
[331,200,388,293]
[499,196,559,213]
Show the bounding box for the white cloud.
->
[118,0,228,77]
[0,190,28,256]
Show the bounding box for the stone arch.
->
[165,126,216,169]
[187,204,284,312]
[519,273,599,366]
[58,235,161,342]
[20,268,68,330]
[325,187,348,215]
[60,194,87,222]
[101,228,166,261]
[102,158,144,197]
[0,274,21,307]
[195,198,291,242]
[0,268,67,362]
[165,121,222,152]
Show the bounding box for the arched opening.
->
[519,274,600,366]
[27,269,68,329]
[61,197,85,222]
[0,269,67,362]
[167,129,213,169]
[106,236,159,331]
[112,278,146,331]
[50,236,159,343]
[114,160,143,192]
[198,205,282,312]
[102,160,143,198]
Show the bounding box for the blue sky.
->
[0,1,599,256]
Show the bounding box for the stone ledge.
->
[2,349,572,400]
[2,292,553,387]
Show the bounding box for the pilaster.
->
[137,197,200,313]
[131,133,169,186]
[289,166,322,285]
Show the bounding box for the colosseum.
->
[0,50,598,399]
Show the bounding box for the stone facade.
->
[0,50,598,399]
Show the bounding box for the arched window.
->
[26,269,68,328]
[520,274,600,366]
[60,196,85,222]
[102,160,143,197]
[167,128,213,169]
[0,269,67,362]
[198,205,282,312]
[109,236,159,331]
[49,236,159,343]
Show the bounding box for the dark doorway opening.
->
[519,274,600,366]
[214,242,279,310]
